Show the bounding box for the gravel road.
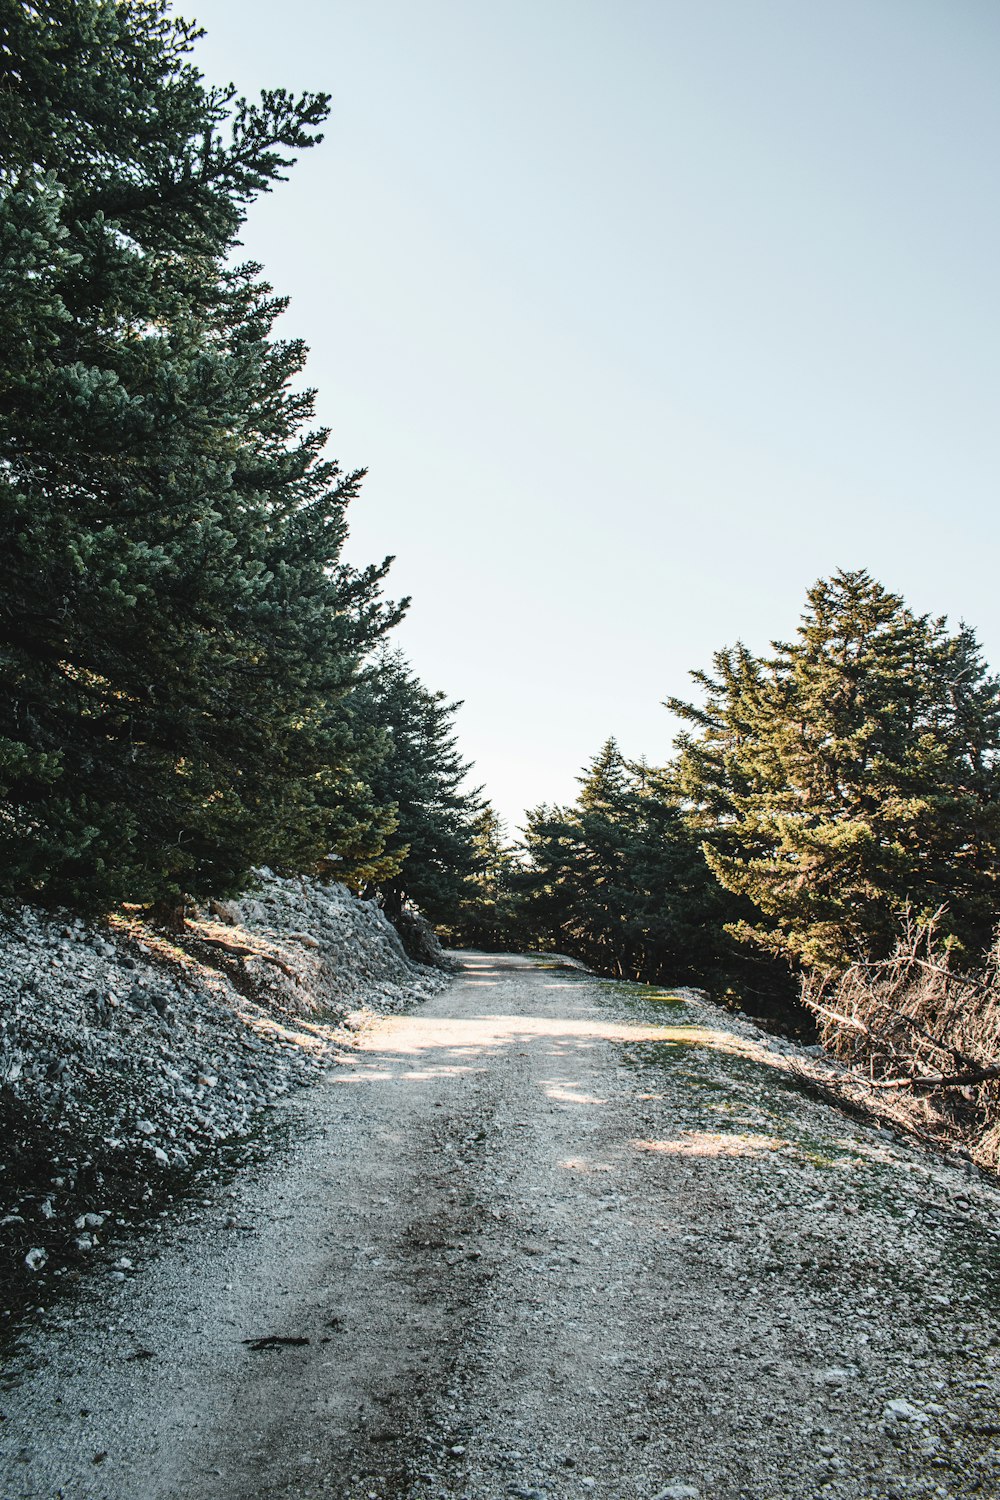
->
[4,953,1000,1500]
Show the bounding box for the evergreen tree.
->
[447,805,520,949]
[0,1,397,911]
[670,570,1000,969]
[349,651,482,926]
[517,740,736,981]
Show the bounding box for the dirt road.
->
[4,953,1000,1500]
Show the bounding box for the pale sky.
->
[191,0,1000,831]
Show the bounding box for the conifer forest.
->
[4,7,1000,1500]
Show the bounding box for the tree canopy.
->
[0,0,398,910]
[445,805,521,950]
[670,570,1000,970]
[348,650,482,927]
[517,739,740,983]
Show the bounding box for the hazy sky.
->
[190,0,1000,830]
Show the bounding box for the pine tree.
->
[447,805,520,949]
[567,738,639,976]
[517,740,736,981]
[0,1,397,911]
[349,651,482,926]
[670,570,1000,969]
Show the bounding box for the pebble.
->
[884,1399,930,1425]
[817,1366,855,1385]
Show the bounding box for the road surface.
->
[3,953,1000,1499]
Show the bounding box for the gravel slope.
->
[0,874,447,1315]
[3,954,1000,1500]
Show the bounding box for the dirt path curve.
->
[4,953,1000,1500]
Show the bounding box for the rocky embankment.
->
[0,875,448,1326]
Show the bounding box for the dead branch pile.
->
[801,915,1000,1167]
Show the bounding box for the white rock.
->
[24,1247,47,1271]
[884,1399,930,1424]
[817,1366,855,1385]
[654,1485,700,1500]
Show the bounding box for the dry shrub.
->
[801,914,1000,1167]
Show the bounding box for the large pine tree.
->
[671,570,1000,969]
[0,1,397,911]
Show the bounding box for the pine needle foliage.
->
[0,1,400,910]
[445,804,520,950]
[349,650,482,927]
[518,739,738,982]
[670,570,1000,971]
